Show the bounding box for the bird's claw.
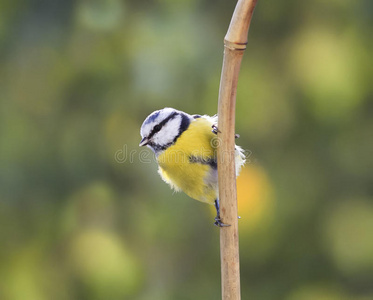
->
[212,125,240,139]
[212,124,221,135]
[214,216,231,227]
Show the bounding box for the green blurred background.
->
[1,0,372,299]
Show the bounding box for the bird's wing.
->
[201,114,246,176]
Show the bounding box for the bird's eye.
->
[154,124,161,132]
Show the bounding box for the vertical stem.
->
[217,0,258,300]
[217,49,244,300]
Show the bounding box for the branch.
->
[217,0,258,300]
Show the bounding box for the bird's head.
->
[139,108,191,153]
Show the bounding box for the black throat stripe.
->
[175,113,190,142]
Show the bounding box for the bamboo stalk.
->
[217,0,258,299]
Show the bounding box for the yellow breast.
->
[157,117,218,204]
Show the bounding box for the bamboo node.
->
[224,39,247,50]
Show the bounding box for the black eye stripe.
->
[147,112,178,139]
[153,124,161,132]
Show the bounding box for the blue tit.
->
[139,107,245,226]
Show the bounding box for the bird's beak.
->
[139,137,149,147]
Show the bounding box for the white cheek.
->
[152,116,181,145]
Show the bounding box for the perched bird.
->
[139,107,245,226]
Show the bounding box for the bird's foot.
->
[211,125,240,138]
[214,215,231,227]
[212,124,221,135]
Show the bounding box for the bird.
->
[139,107,245,227]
